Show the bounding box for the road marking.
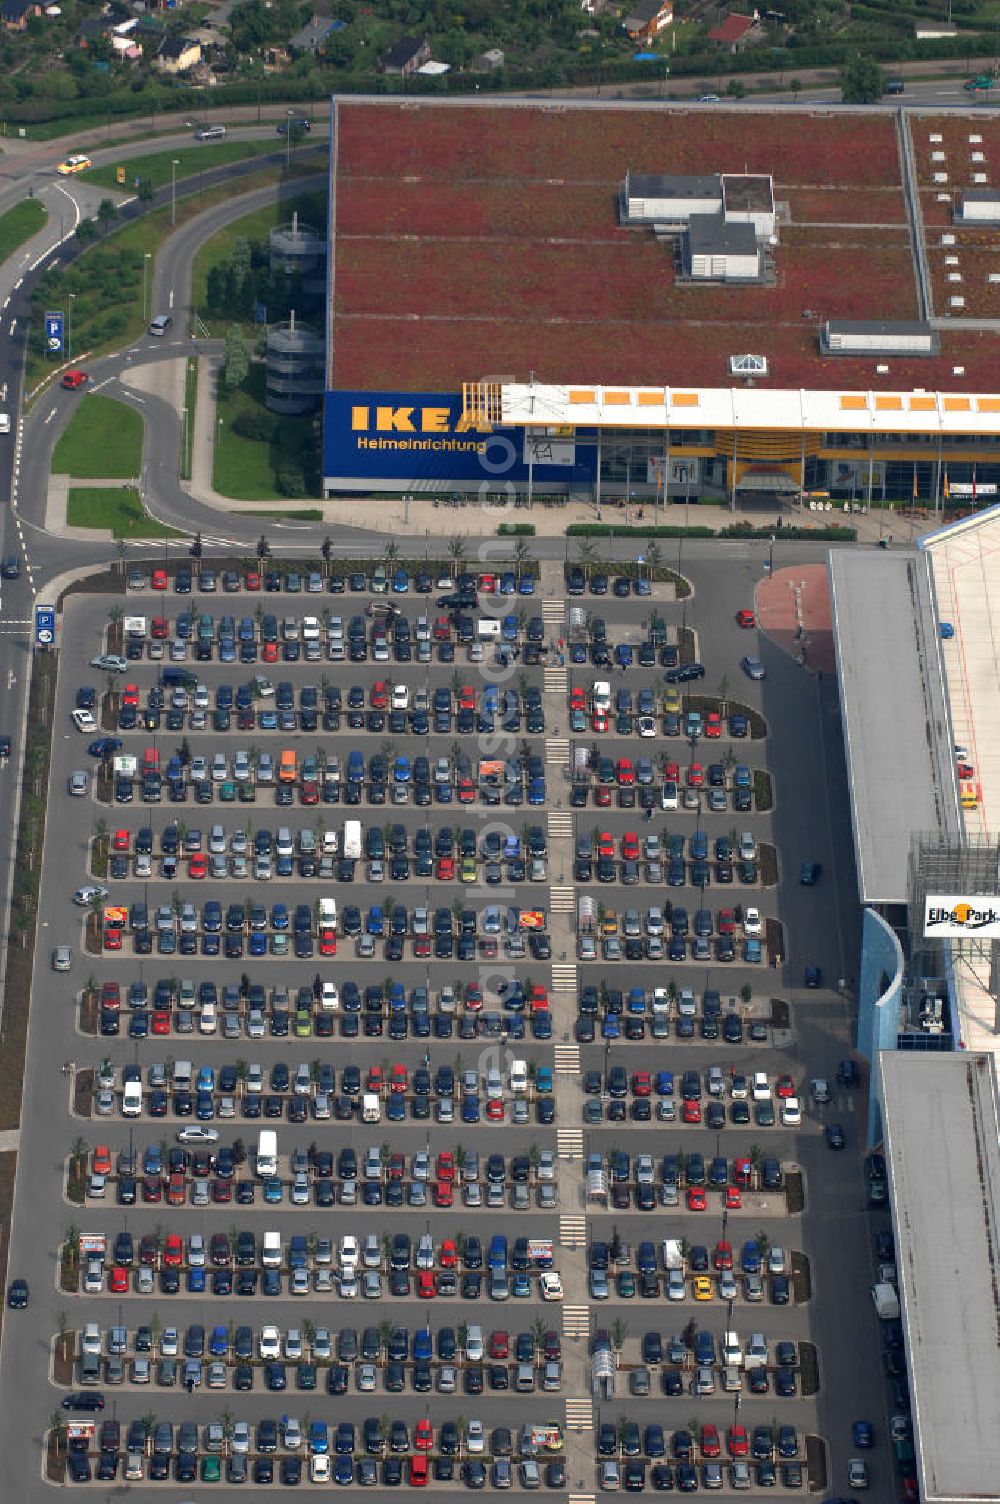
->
[556,1132,584,1163]
[569,1492,596,1503]
[565,1405,595,1434]
[551,963,578,993]
[547,811,574,838]
[562,1305,591,1338]
[559,1212,586,1245]
[543,668,568,694]
[549,885,575,913]
[542,598,565,623]
[7,318,15,335]
[554,1042,581,1074]
[545,737,570,764]
[43,406,57,425]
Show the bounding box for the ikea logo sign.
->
[351,404,491,435]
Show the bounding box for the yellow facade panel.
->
[908,397,936,412]
[875,396,903,411]
[671,393,699,408]
[943,397,971,412]
[977,397,1000,413]
[603,391,631,405]
[839,396,868,411]
[637,392,664,406]
[569,390,595,404]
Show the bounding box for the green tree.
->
[230,237,251,292]
[96,198,117,233]
[839,54,885,104]
[224,324,249,388]
[138,178,154,204]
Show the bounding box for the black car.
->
[6,1279,27,1308]
[62,1392,105,1411]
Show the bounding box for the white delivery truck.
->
[592,680,611,713]
[343,821,362,862]
[362,1093,381,1123]
[122,1080,143,1117]
[317,896,337,930]
[256,1129,278,1177]
[661,1238,684,1271]
[510,1059,528,1095]
[872,1282,900,1320]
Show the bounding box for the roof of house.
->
[157,33,198,58]
[290,15,342,49]
[628,172,721,201]
[625,0,672,25]
[382,33,426,68]
[708,12,757,42]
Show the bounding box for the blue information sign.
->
[34,603,55,647]
[44,311,63,355]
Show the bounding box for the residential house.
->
[707,11,763,50]
[290,15,343,53]
[381,34,430,75]
[622,0,673,40]
[2,0,43,31]
[155,34,202,74]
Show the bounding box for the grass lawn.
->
[82,141,273,193]
[0,199,46,266]
[52,393,143,478]
[180,356,198,480]
[67,486,184,538]
[214,365,319,501]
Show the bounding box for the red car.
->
[436,1152,455,1183]
[416,1270,436,1298]
[464,983,483,1012]
[592,710,609,733]
[389,1064,408,1094]
[598,831,615,860]
[370,680,389,710]
[712,1240,733,1270]
[528,983,548,1012]
[152,1009,171,1035]
[262,641,279,663]
[616,758,636,787]
[109,1265,129,1293]
[705,712,722,739]
[151,617,169,639]
[167,1173,186,1206]
[142,1176,162,1203]
[775,1074,796,1099]
[478,573,496,593]
[718,909,736,935]
[632,1071,652,1097]
[163,1233,183,1266]
[687,762,704,787]
[664,761,679,784]
[436,857,454,881]
[440,1239,458,1268]
[621,831,640,860]
[113,829,131,852]
[388,1153,405,1181]
[414,935,431,958]
[92,1144,112,1175]
[61,368,89,390]
[414,1420,433,1453]
[188,854,207,879]
[410,1456,428,1487]
[100,982,120,1010]
[457,778,475,804]
[687,1186,707,1211]
[489,1331,509,1359]
[244,570,261,591]
[103,927,122,951]
[733,1157,753,1186]
[459,685,476,711]
[681,1100,702,1124]
[319,928,336,956]
[700,1426,721,1459]
[737,609,756,629]
[728,1425,749,1458]
[570,687,587,712]
[151,568,168,591]
[486,1098,505,1121]
[300,781,319,806]
[433,1181,453,1208]
[595,785,611,807]
[366,1066,383,1093]
[725,1186,742,1210]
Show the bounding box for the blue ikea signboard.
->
[324,390,595,488]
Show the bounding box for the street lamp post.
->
[285,110,294,172]
[142,252,151,322]
[170,160,180,227]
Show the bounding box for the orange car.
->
[278,749,298,784]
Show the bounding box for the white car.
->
[71,709,96,733]
[539,1271,563,1302]
[781,1097,802,1127]
[848,1459,869,1490]
[311,1455,332,1483]
[466,1420,486,1454]
[751,1072,771,1102]
[258,1326,281,1359]
[175,1126,219,1145]
[743,907,762,937]
[391,684,410,710]
[282,1414,302,1447]
[638,716,656,738]
[73,884,108,906]
[339,1235,359,1273]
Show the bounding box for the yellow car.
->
[56,154,92,176]
[460,855,478,883]
[692,1275,713,1301]
[663,688,682,715]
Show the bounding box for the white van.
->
[195,124,227,140]
[510,1060,528,1095]
[122,1080,143,1117]
[317,896,337,929]
[361,1093,381,1123]
[256,1129,278,1177]
[261,1231,282,1267]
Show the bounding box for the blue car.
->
[852,1421,874,1449]
[87,737,123,758]
[518,575,535,595]
[187,1267,206,1294]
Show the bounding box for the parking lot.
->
[0,545,892,1500]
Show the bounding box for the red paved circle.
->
[756,563,835,674]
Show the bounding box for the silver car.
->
[68,770,88,796]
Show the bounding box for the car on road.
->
[737,609,756,628]
[73,885,108,907]
[68,770,88,797]
[51,946,72,971]
[6,1279,27,1308]
[90,654,128,673]
[1,556,19,579]
[61,368,90,389]
[176,1126,219,1145]
[71,709,96,733]
[741,655,765,680]
[825,1123,846,1150]
[56,154,92,175]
